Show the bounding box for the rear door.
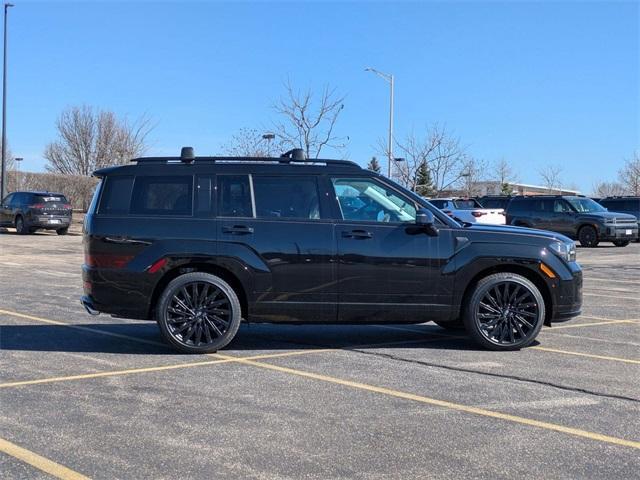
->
[330,176,455,323]
[216,174,336,323]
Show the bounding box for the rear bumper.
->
[27,215,71,229]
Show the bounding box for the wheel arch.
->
[148,262,249,321]
[458,264,553,326]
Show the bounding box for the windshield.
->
[34,195,68,203]
[566,198,607,213]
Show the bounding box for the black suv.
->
[477,195,513,210]
[0,191,72,235]
[82,148,583,353]
[506,195,638,247]
[596,197,640,221]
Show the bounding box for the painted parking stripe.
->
[551,319,639,330]
[583,292,640,301]
[0,437,90,480]
[0,350,334,389]
[530,346,640,365]
[214,354,640,450]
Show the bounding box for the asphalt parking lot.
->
[0,229,638,479]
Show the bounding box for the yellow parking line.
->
[550,319,639,330]
[0,309,167,348]
[0,437,90,480]
[530,346,640,365]
[0,350,334,389]
[583,292,639,301]
[215,354,640,450]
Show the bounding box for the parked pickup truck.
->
[428,198,506,225]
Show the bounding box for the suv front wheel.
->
[463,273,545,351]
[157,272,242,354]
[578,225,599,247]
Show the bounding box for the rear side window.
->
[253,176,320,219]
[99,176,134,214]
[131,176,193,216]
[507,199,533,213]
[217,175,253,217]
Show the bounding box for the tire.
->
[15,216,28,235]
[613,240,629,247]
[156,272,242,354]
[56,227,69,235]
[433,320,464,331]
[578,225,599,248]
[463,273,545,351]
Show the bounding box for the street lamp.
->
[262,133,276,156]
[0,2,13,201]
[13,155,21,189]
[365,67,394,178]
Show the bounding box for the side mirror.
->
[416,208,434,226]
[416,208,439,236]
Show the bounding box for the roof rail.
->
[130,147,361,169]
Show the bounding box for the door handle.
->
[222,225,254,235]
[342,229,373,239]
[104,236,151,246]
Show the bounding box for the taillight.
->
[472,211,487,217]
[29,203,45,209]
[500,211,506,216]
[85,253,133,268]
[147,258,168,274]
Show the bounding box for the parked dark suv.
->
[82,148,582,353]
[596,197,640,242]
[506,195,638,247]
[0,191,72,235]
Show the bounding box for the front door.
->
[216,174,336,323]
[330,176,455,323]
[0,193,14,226]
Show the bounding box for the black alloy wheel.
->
[613,240,629,247]
[578,225,599,247]
[157,272,241,354]
[15,216,27,235]
[464,273,545,351]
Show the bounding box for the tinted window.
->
[332,178,416,223]
[131,176,193,216]
[507,198,533,213]
[453,199,482,209]
[429,199,449,209]
[253,176,320,220]
[34,194,68,204]
[98,176,134,214]
[217,175,253,217]
[196,175,214,215]
[2,193,13,205]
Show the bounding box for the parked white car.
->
[429,198,506,225]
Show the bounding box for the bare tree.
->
[273,81,347,159]
[618,152,640,195]
[591,181,625,197]
[493,158,518,194]
[539,165,563,194]
[457,157,488,197]
[222,128,286,157]
[44,105,152,176]
[394,125,467,195]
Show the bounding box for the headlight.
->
[549,241,576,262]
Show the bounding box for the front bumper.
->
[598,224,639,241]
[549,266,582,323]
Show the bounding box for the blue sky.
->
[7,0,639,192]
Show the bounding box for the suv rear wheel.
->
[15,216,28,235]
[578,225,599,247]
[463,273,545,351]
[157,272,242,354]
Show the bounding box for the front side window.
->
[131,176,193,216]
[217,175,253,217]
[253,176,320,220]
[553,200,572,213]
[565,197,606,213]
[2,193,14,206]
[332,178,416,223]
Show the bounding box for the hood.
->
[577,211,637,222]
[465,223,572,243]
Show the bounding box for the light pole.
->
[262,133,275,157]
[13,155,20,189]
[365,67,394,178]
[0,2,13,201]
